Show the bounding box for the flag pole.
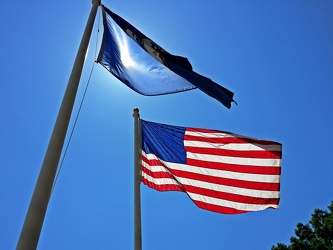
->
[133,108,142,250]
[17,1,100,249]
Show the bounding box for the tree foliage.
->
[272,201,333,250]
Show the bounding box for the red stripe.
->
[142,178,184,192]
[193,200,247,214]
[185,146,282,158]
[186,128,230,133]
[142,166,174,179]
[143,153,281,175]
[184,134,281,146]
[187,158,281,175]
[192,200,277,214]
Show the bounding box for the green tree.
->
[272,201,333,250]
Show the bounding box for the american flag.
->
[141,120,282,214]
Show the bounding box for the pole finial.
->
[92,0,100,6]
[133,108,140,117]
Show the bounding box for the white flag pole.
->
[17,1,100,249]
[133,108,142,250]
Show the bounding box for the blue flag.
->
[97,6,236,109]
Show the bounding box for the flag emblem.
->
[97,6,236,108]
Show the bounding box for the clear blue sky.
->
[1,1,332,249]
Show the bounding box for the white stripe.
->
[187,152,281,167]
[142,162,170,173]
[185,130,262,141]
[142,172,181,186]
[184,140,281,151]
[187,192,279,211]
[142,159,280,183]
[186,131,236,138]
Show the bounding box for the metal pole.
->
[133,108,142,250]
[17,1,100,249]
